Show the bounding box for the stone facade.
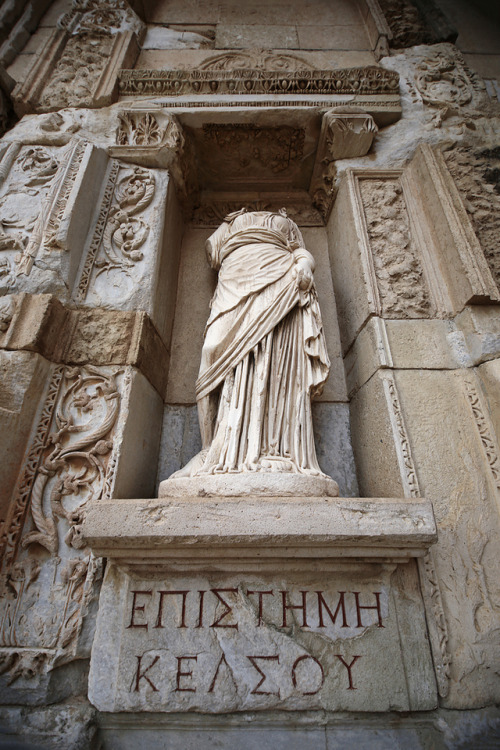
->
[0,1,499,748]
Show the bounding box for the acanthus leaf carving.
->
[0,364,120,683]
[359,176,432,317]
[75,163,155,302]
[442,145,500,292]
[114,110,184,152]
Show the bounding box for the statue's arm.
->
[205,221,230,269]
[292,247,315,291]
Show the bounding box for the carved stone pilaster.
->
[310,109,378,220]
[12,1,143,115]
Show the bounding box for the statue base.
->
[159,472,339,498]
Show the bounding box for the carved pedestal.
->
[82,495,438,721]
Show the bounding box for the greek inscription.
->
[127,590,152,629]
[291,655,325,695]
[247,655,281,696]
[210,588,239,629]
[134,654,159,692]
[335,655,362,690]
[126,588,386,630]
[154,591,189,629]
[175,656,198,692]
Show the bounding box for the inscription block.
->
[89,563,437,713]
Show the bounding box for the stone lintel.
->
[82,497,436,568]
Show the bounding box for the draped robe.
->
[193,210,330,476]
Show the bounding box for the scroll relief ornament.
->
[0,366,121,683]
[443,145,500,292]
[160,208,339,498]
[0,144,60,288]
[59,0,144,38]
[410,44,488,127]
[75,163,155,302]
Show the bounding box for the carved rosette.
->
[0,365,123,684]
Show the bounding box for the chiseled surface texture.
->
[0,0,500,747]
[88,562,436,713]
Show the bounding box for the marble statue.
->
[168,208,337,494]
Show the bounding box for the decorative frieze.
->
[58,0,144,38]
[463,378,500,490]
[417,551,452,698]
[0,142,61,285]
[192,199,323,227]
[118,66,400,98]
[381,371,421,498]
[196,51,316,71]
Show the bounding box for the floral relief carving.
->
[75,164,155,302]
[0,365,120,682]
[59,0,144,37]
[202,124,304,174]
[408,44,487,128]
[22,366,120,555]
[359,177,432,317]
[197,51,315,71]
[118,66,400,98]
[38,35,113,110]
[0,145,60,286]
[116,111,184,150]
[443,146,500,291]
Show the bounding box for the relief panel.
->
[0,365,123,692]
[73,158,174,330]
[0,363,162,698]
